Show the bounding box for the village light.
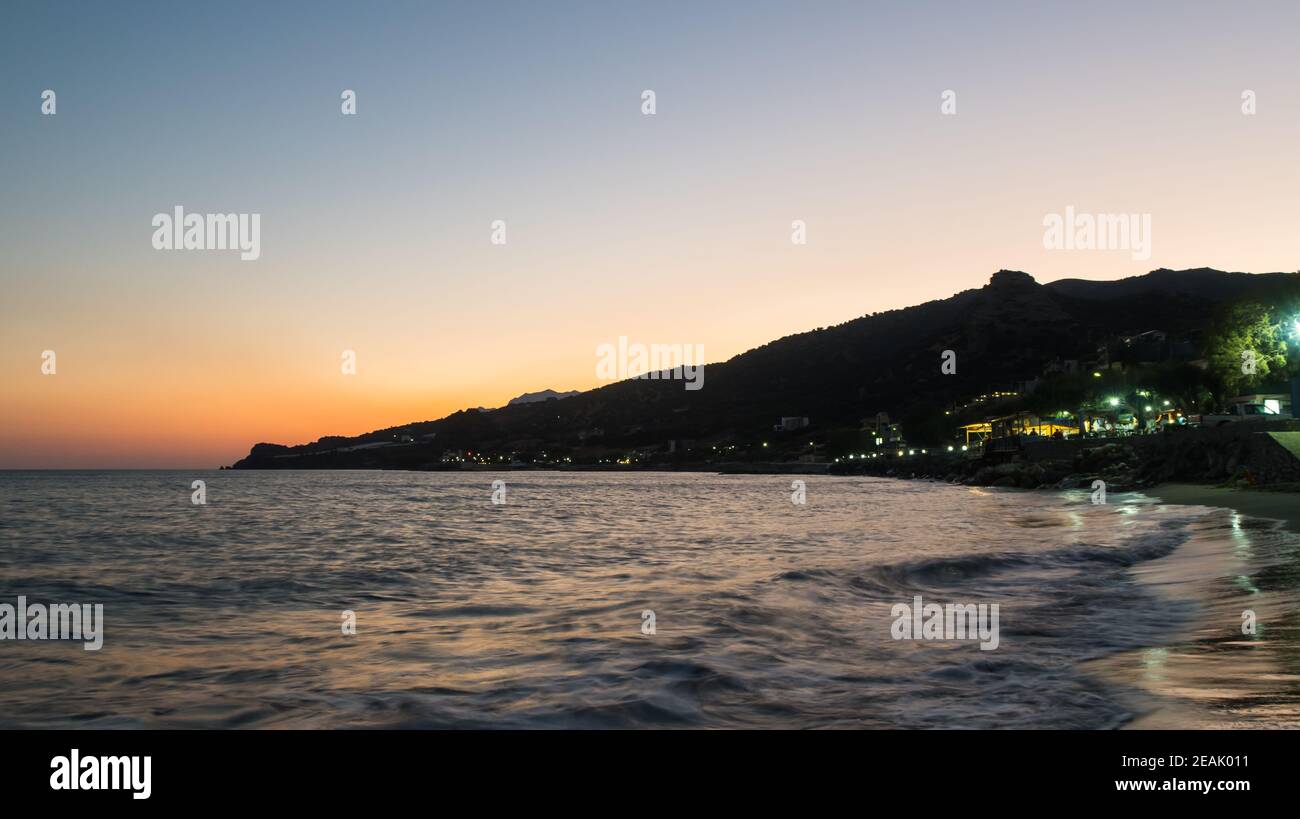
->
[1163,400,1171,406]
[1144,405,1153,412]
[1108,397,1120,406]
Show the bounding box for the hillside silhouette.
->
[232,268,1298,469]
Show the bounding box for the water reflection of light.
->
[1116,501,1144,527]
[1230,512,1254,560]
[1143,647,1168,682]
[1232,574,1261,596]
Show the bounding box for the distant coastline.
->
[228,267,1300,486]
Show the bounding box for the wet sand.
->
[1144,483,1300,534]
[1089,484,1300,729]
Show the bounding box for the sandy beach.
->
[1087,483,1300,728]
[1144,483,1300,534]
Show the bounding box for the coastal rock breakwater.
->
[832,421,1300,491]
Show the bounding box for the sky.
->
[2,0,1299,468]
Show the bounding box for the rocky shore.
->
[831,423,1300,493]
[830,445,1147,491]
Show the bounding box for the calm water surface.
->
[1,470,1298,728]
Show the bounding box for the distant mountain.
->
[231,268,1298,469]
[507,389,579,406]
[1045,267,1286,301]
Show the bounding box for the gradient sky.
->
[3,0,1299,468]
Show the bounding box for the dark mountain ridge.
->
[232,267,1297,468]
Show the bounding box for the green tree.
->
[1206,303,1288,399]
[1144,362,1220,414]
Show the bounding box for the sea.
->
[1,470,1298,729]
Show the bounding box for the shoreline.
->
[1138,482,1300,533]
[1095,483,1300,728]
